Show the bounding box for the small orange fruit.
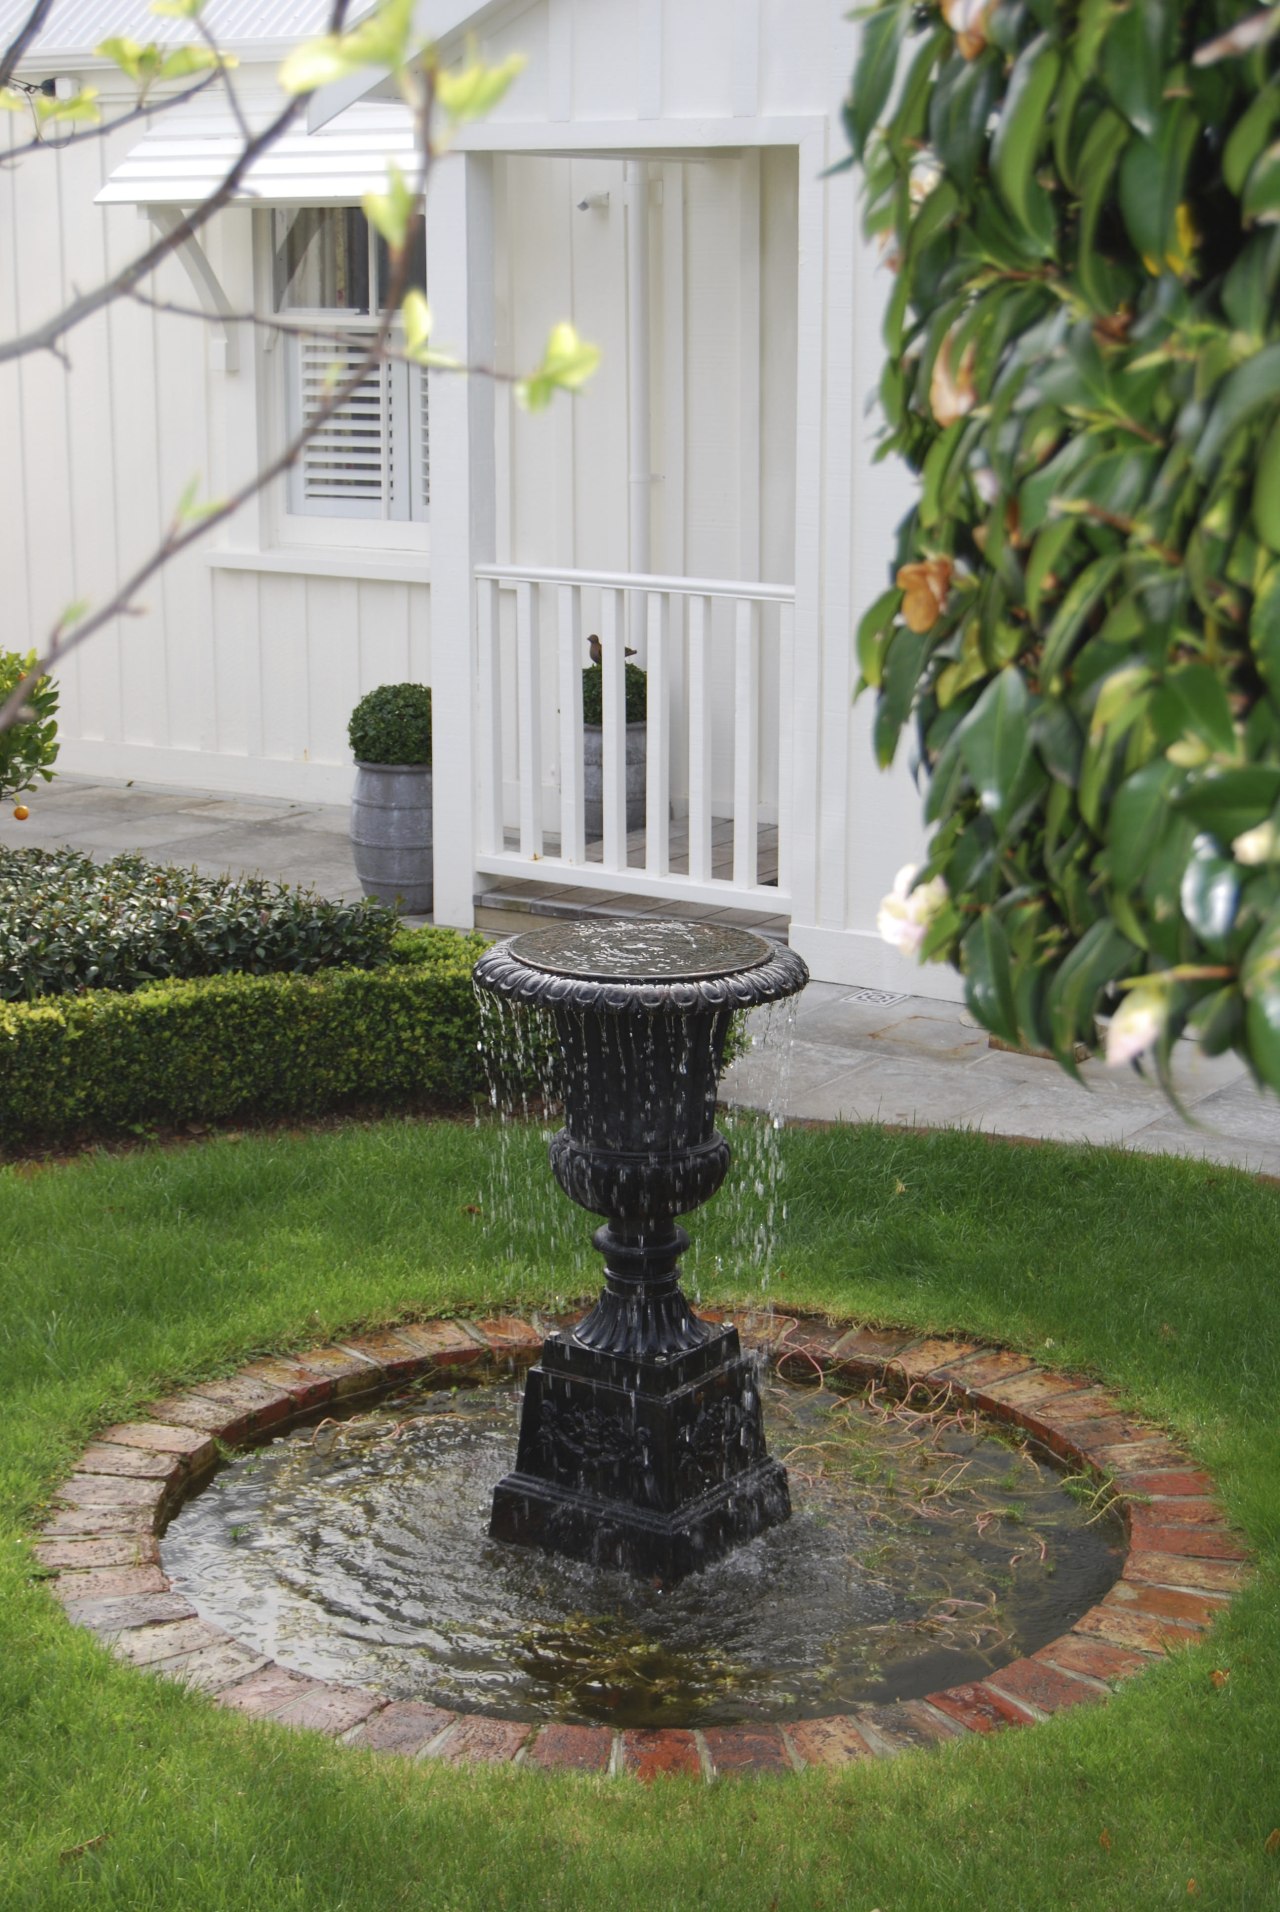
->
[12,804,29,821]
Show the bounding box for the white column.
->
[426,152,495,929]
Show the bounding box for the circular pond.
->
[161,1366,1124,1729]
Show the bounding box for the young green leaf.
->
[515,322,602,412]
[436,52,527,124]
[363,161,417,252]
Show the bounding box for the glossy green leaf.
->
[1046,920,1139,1062]
[962,910,1019,1046]
[873,626,928,767]
[1023,517,1077,624]
[1254,419,1280,554]
[855,587,903,691]
[1155,664,1239,760]
[956,668,1032,834]
[1117,103,1197,269]
[1041,555,1124,679]
[1180,835,1240,947]
[1242,909,1280,1090]
[1193,342,1280,478]
[929,47,1000,182]
[1101,0,1167,136]
[1174,766,1280,844]
[846,2,906,161]
[990,34,1061,256]
[1224,83,1280,196]
[1108,760,1177,892]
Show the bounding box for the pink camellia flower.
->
[1105,987,1168,1067]
[877,865,949,959]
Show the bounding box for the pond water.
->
[161,1366,1124,1729]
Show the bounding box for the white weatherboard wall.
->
[0,0,956,1000]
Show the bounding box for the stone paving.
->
[5,772,1279,1176]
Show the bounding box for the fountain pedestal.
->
[474,920,807,1581]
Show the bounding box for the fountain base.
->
[490,1322,791,1580]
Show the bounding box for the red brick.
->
[1129,1497,1231,1526]
[50,1565,168,1603]
[272,1684,383,1737]
[886,1338,982,1383]
[620,1728,703,1780]
[349,1701,457,1756]
[1122,1550,1249,1595]
[76,1444,184,1482]
[113,1619,234,1667]
[146,1394,246,1435]
[1091,1437,1192,1473]
[61,1590,197,1632]
[237,1356,338,1411]
[853,1702,961,1754]
[216,1663,319,1716]
[256,1346,380,1399]
[924,1683,1030,1734]
[473,1315,543,1354]
[1060,1418,1152,1458]
[1104,1581,1229,1628]
[524,1723,614,1773]
[828,1326,924,1377]
[57,1474,167,1513]
[986,1658,1104,1716]
[1120,1471,1216,1499]
[33,1535,159,1571]
[434,1716,531,1765]
[393,1320,485,1367]
[156,1641,270,1693]
[1074,1605,1200,1654]
[932,1348,1039,1391]
[41,1504,157,1538]
[337,1330,434,1382]
[98,1421,217,1462]
[787,1714,876,1767]
[1045,1388,1126,1426]
[979,1370,1092,1414]
[184,1375,295,1431]
[1036,1633,1155,1684]
[702,1726,793,1775]
[1124,1514,1248,1560]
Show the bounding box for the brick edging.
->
[34,1313,1251,1781]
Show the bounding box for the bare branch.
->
[0,55,437,738]
[1,70,222,165]
[0,0,54,90]
[0,0,354,367]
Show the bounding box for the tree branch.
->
[0,57,437,739]
[1,70,222,165]
[0,0,353,367]
[0,0,54,90]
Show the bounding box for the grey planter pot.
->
[583,723,646,843]
[350,761,433,913]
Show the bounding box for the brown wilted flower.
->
[930,332,978,427]
[896,557,954,632]
[941,0,996,61]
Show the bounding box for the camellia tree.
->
[846,0,1280,1091]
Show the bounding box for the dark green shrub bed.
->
[0,848,397,1002]
[0,925,489,1146]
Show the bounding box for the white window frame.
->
[256,208,431,557]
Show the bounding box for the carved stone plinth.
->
[490,1320,790,1581]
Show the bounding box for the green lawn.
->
[2,1117,1278,1910]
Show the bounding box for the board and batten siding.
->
[1,99,432,804]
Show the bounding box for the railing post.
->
[601,586,628,872]
[645,591,670,877]
[733,596,759,889]
[515,581,543,857]
[476,577,502,855]
[558,584,585,863]
[686,594,712,883]
[425,152,494,927]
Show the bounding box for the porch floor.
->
[475,817,787,938]
[9,772,1277,1177]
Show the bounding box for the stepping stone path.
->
[33,1313,1250,1780]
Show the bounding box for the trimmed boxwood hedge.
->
[0,926,490,1147]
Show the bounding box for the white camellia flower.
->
[877,865,949,960]
[1105,988,1168,1067]
[1232,820,1280,865]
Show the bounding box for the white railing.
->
[473,563,796,911]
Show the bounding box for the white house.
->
[0,0,955,997]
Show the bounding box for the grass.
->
[2,1116,1278,1910]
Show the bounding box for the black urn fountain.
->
[473,918,808,1580]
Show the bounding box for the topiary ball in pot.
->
[581,660,647,841]
[348,683,434,914]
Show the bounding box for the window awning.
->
[95,100,417,207]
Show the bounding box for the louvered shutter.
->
[285,326,429,521]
